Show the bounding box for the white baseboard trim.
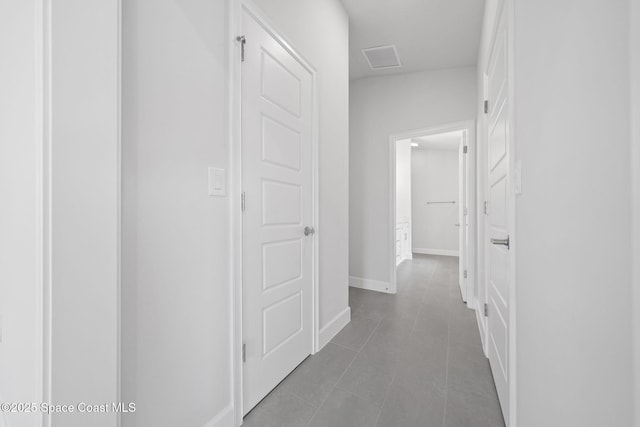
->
[412,248,459,257]
[318,306,351,350]
[395,253,413,267]
[349,276,391,294]
[204,404,234,427]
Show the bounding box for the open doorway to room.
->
[390,122,476,304]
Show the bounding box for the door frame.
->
[228,0,320,423]
[476,70,490,356]
[632,0,640,422]
[388,120,477,303]
[506,0,517,424]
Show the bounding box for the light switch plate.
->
[208,167,226,196]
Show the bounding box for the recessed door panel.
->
[262,115,301,171]
[488,295,508,379]
[262,239,302,291]
[489,242,508,305]
[490,175,507,228]
[263,292,303,356]
[488,27,506,111]
[261,49,301,117]
[489,103,507,170]
[262,180,301,225]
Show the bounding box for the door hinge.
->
[242,343,246,363]
[484,100,489,114]
[241,192,246,212]
[236,35,246,62]
[463,270,468,279]
[484,303,489,317]
[464,207,468,215]
[484,201,488,215]
[463,145,468,154]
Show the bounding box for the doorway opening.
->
[389,121,476,304]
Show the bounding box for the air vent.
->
[362,45,402,70]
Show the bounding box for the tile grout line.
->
[328,340,358,352]
[304,314,384,426]
[442,265,454,427]
[408,268,435,336]
[378,259,447,427]
[376,261,428,426]
[373,289,423,427]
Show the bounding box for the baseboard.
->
[204,404,234,427]
[349,276,391,293]
[318,306,351,350]
[395,254,412,267]
[412,248,459,257]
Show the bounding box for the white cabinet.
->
[395,222,411,266]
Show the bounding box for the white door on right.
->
[486,6,510,423]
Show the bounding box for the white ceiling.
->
[341,0,485,80]
[412,131,463,151]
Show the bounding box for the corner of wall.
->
[630,1,640,425]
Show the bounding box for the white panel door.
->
[486,6,510,423]
[241,10,314,414]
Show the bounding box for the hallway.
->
[243,255,504,427]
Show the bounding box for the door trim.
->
[477,70,489,358]
[388,120,477,301]
[506,0,517,424]
[229,1,320,423]
[37,3,122,427]
[632,0,640,422]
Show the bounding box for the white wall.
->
[631,0,640,424]
[122,1,349,426]
[50,2,121,426]
[0,2,42,427]
[350,68,476,285]
[395,140,412,224]
[514,0,634,425]
[121,0,231,426]
[411,148,459,254]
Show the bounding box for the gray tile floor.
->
[243,255,505,427]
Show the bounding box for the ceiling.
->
[412,131,463,151]
[341,0,486,80]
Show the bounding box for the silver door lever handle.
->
[304,226,315,236]
[491,236,510,249]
